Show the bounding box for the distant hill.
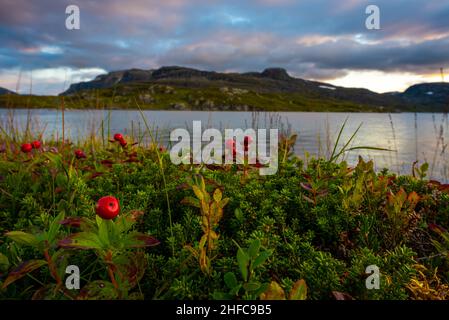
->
[60,66,419,112]
[0,87,16,95]
[3,67,448,112]
[401,82,449,111]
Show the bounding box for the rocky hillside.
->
[401,82,449,111]
[4,67,448,112]
[61,66,419,111]
[0,87,16,95]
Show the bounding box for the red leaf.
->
[90,172,104,179]
[100,160,114,167]
[2,260,47,289]
[300,182,313,192]
[128,234,160,248]
[438,184,449,193]
[58,232,102,250]
[59,217,85,228]
[332,291,354,300]
[302,195,315,204]
[428,223,447,234]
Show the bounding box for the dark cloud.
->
[0,0,448,93]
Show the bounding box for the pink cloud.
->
[253,0,296,6]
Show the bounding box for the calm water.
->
[1,109,448,181]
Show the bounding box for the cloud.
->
[327,70,444,93]
[158,31,449,78]
[1,0,449,94]
[0,67,106,95]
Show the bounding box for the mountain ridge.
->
[0,87,16,95]
[2,67,448,112]
[60,66,407,110]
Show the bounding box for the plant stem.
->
[43,246,61,286]
[135,99,175,256]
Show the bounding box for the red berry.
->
[31,140,41,149]
[21,143,32,153]
[96,196,120,220]
[225,139,235,150]
[244,136,253,151]
[225,139,237,158]
[255,159,263,168]
[114,133,123,141]
[74,149,86,159]
[119,139,127,147]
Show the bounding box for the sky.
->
[0,0,448,95]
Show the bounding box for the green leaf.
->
[346,146,393,152]
[253,250,271,269]
[123,232,160,248]
[112,251,147,291]
[192,185,204,200]
[212,291,232,300]
[237,247,249,282]
[181,196,200,208]
[0,253,10,272]
[78,280,118,300]
[5,231,40,248]
[420,163,429,174]
[43,153,63,168]
[108,219,120,243]
[219,198,230,209]
[254,282,270,297]
[329,117,348,162]
[200,177,206,192]
[234,208,244,222]
[2,260,47,289]
[32,284,66,300]
[260,281,286,300]
[248,239,261,259]
[96,216,110,246]
[114,215,135,234]
[46,211,65,244]
[58,232,103,250]
[229,284,242,296]
[52,250,71,281]
[289,279,307,300]
[213,188,222,202]
[243,281,261,292]
[224,272,238,289]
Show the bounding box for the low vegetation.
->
[1,127,449,300]
[0,83,415,112]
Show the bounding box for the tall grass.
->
[134,98,175,257]
[1,108,449,182]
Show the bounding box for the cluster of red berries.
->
[75,133,126,159]
[225,135,253,157]
[74,149,86,159]
[21,140,41,153]
[20,137,127,222]
[113,133,127,147]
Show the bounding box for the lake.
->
[1,109,448,182]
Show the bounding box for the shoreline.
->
[0,106,444,114]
